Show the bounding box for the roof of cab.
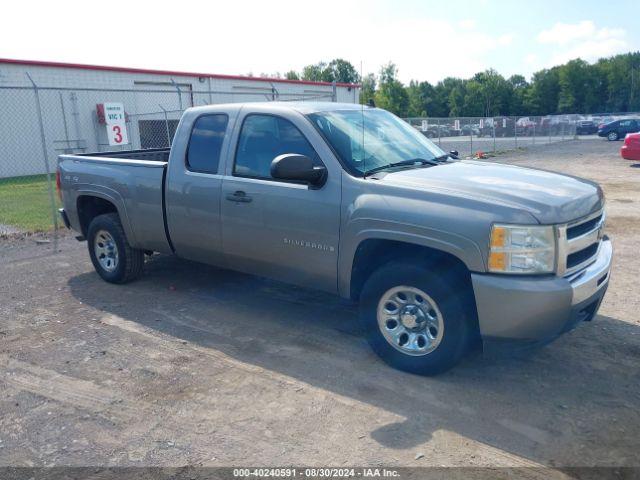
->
[186,102,370,115]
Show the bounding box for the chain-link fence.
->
[405,115,578,159]
[1,70,639,243]
[0,73,339,241]
[405,113,640,158]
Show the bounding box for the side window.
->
[186,114,229,173]
[620,120,631,127]
[234,114,320,179]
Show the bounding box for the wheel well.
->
[350,239,472,300]
[77,196,118,237]
[350,239,480,341]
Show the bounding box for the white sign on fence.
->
[421,120,428,132]
[454,119,460,131]
[104,102,129,146]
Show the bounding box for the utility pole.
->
[631,67,635,109]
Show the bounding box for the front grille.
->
[559,210,604,276]
[567,214,602,239]
[567,243,599,269]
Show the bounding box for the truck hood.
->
[380,160,603,224]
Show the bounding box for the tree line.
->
[280,52,640,118]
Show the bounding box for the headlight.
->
[488,224,556,274]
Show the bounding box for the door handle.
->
[226,190,252,203]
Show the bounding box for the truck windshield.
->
[307,108,446,176]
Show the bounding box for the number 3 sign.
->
[104,103,129,146]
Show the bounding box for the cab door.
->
[165,110,234,265]
[220,109,341,293]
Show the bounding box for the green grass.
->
[0,174,60,232]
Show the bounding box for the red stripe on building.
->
[0,58,360,88]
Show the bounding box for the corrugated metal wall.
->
[0,62,360,178]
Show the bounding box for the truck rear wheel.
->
[360,261,474,375]
[87,213,144,284]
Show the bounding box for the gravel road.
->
[1,139,638,475]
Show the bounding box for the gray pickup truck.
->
[58,102,612,374]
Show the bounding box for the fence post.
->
[514,116,518,149]
[269,82,280,101]
[332,80,337,102]
[159,104,171,147]
[533,122,536,146]
[493,118,496,153]
[170,78,183,111]
[59,92,72,154]
[26,72,59,245]
[469,119,473,156]
[437,118,441,146]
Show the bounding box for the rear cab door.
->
[219,104,342,293]
[165,105,240,265]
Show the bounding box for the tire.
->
[87,213,144,284]
[359,260,475,375]
[607,131,618,141]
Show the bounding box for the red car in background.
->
[621,133,640,160]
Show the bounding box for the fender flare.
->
[338,225,485,298]
[75,186,138,247]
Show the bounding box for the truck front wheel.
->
[87,213,144,284]
[360,261,474,375]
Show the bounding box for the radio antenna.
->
[360,60,366,175]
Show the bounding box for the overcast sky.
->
[2,0,638,84]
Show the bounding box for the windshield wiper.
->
[363,157,443,177]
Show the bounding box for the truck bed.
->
[58,149,172,254]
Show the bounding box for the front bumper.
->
[472,238,612,350]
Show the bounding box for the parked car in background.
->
[444,124,461,137]
[576,120,598,135]
[479,117,515,137]
[598,119,640,141]
[460,124,480,136]
[433,124,453,138]
[515,117,536,137]
[621,132,640,160]
[418,124,449,139]
[539,116,573,136]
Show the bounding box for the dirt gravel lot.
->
[1,139,639,474]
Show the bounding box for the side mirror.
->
[449,150,459,159]
[270,154,327,188]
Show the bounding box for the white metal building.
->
[0,58,360,177]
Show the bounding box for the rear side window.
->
[234,114,320,179]
[186,114,228,173]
